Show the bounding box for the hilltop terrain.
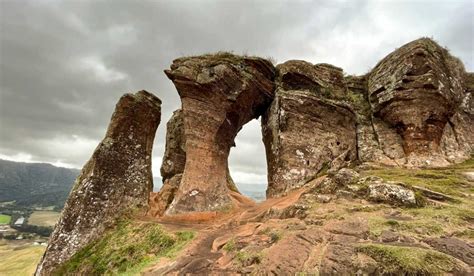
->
[35,38,474,275]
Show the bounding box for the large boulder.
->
[164,53,275,214]
[35,91,161,275]
[367,38,472,166]
[262,60,357,198]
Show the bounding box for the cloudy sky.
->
[1,0,473,190]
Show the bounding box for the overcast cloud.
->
[1,0,473,189]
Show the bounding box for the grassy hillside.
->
[0,159,79,209]
[54,221,194,275]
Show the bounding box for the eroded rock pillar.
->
[148,109,240,217]
[36,90,161,275]
[164,54,275,214]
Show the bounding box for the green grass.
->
[178,51,272,67]
[362,168,470,197]
[364,158,474,240]
[357,244,462,274]
[362,158,474,198]
[54,221,194,275]
[223,239,236,252]
[0,214,11,224]
[235,251,263,267]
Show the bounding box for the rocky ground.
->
[140,158,474,275]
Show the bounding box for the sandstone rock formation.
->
[148,109,240,217]
[262,61,357,198]
[35,90,161,275]
[362,38,473,167]
[148,109,185,217]
[164,53,275,214]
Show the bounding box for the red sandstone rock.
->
[164,53,275,214]
[148,108,241,217]
[367,38,472,166]
[35,90,161,275]
[262,60,357,198]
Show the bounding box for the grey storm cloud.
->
[1,0,473,186]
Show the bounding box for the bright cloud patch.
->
[77,56,128,83]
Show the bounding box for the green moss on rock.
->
[357,244,464,275]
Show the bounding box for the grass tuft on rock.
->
[356,244,462,274]
[53,221,194,275]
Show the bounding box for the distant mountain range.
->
[0,159,79,208]
[0,159,266,209]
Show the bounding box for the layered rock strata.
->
[36,90,161,275]
[364,38,472,167]
[262,61,357,198]
[164,53,275,214]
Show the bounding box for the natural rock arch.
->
[162,53,275,214]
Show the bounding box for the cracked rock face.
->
[262,60,357,198]
[35,91,161,275]
[367,38,471,166]
[164,53,275,214]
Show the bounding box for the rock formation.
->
[148,109,239,216]
[35,38,474,276]
[262,61,357,198]
[362,38,472,167]
[164,53,275,214]
[35,90,161,275]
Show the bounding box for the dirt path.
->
[141,184,312,275]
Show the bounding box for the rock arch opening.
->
[228,119,267,202]
[153,53,275,215]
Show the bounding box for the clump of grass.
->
[356,244,462,275]
[385,219,400,227]
[235,251,263,267]
[223,239,236,252]
[53,221,194,275]
[256,227,282,244]
[414,191,427,207]
[269,231,282,243]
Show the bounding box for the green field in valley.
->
[0,214,11,224]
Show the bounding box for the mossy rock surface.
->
[357,244,465,275]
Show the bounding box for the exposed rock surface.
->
[365,178,417,207]
[262,60,357,198]
[363,38,473,167]
[164,53,275,214]
[148,109,239,216]
[35,90,161,275]
[424,237,474,266]
[310,169,420,207]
